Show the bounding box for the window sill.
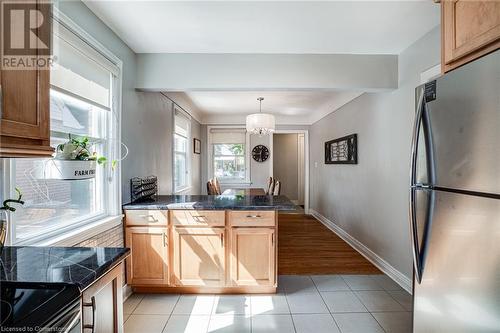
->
[29,215,124,247]
[174,187,192,194]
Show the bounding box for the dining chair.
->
[213,177,221,195]
[273,180,281,195]
[207,181,217,195]
[265,177,273,194]
[266,177,275,195]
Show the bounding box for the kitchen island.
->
[122,194,296,294]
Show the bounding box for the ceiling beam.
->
[136,53,398,92]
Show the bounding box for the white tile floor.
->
[124,274,412,333]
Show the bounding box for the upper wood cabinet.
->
[0,0,53,157]
[125,227,169,285]
[442,0,500,72]
[230,227,276,287]
[172,227,226,287]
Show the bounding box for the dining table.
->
[221,188,267,196]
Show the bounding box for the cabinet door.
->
[82,263,124,333]
[125,227,169,285]
[172,227,225,286]
[0,1,53,157]
[442,1,500,72]
[230,228,276,286]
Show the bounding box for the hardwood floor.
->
[278,213,381,275]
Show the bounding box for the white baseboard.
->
[123,284,133,301]
[309,209,413,294]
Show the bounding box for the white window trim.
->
[173,105,192,194]
[207,125,251,185]
[1,8,124,246]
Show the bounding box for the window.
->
[209,128,249,183]
[173,108,191,192]
[4,17,122,244]
[213,144,246,181]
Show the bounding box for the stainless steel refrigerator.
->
[410,50,500,333]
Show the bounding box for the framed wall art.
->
[325,134,357,164]
[193,138,201,154]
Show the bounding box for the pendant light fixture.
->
[246,97,275,135]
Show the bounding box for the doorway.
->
[270,130,308,212]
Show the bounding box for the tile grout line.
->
[284,281,300,333]
[204,295,217,333]
[162,294,182,333]
[350,289,385,324]
[382,288,412,312]
[340,275,388,333]
[310,275,343,333]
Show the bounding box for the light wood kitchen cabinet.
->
[230,228,276,286]
[82,263,124,333]
[442,0,500,73]
[228,211,276,227]
[172,227,226,287]
[170,210,225,227]
[125,210,168,227]
[125,227,169,285]
[0,1,53,158]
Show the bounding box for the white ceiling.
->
[84,1,440,54]
[165,90,364,125]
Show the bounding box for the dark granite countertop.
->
[0,246,130,291]
[122,195,297,211]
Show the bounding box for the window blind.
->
[51,24,119,110]
[174,108,190,137]
[210,128,246,144]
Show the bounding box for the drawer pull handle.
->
[82,296,96,333]
[246,215,262,219]
[163,233,168,247]
[139,214,159,222]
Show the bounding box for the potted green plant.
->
[36,135,109,180]
[0,188,24,247]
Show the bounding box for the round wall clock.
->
[252,145,270,162]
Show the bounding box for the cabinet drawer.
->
[171,210,225,227]
[229,211,276,227]
[125,210,168,226]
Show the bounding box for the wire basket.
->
[130,176,158,202]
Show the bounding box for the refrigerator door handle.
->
[410,91,425,283]
[410,92,424,186]
[410,188,423,283]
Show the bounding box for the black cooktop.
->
[0,281,80,328]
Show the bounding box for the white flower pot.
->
[34,160,97,180]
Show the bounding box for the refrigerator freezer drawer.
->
[413,189,500,333]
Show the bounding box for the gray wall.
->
[123,93,202,197]
[59,2,201,202]
[249,134,272,189]
[273,134,299,200]
[309,27,440,279]
[190,118,202,194]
